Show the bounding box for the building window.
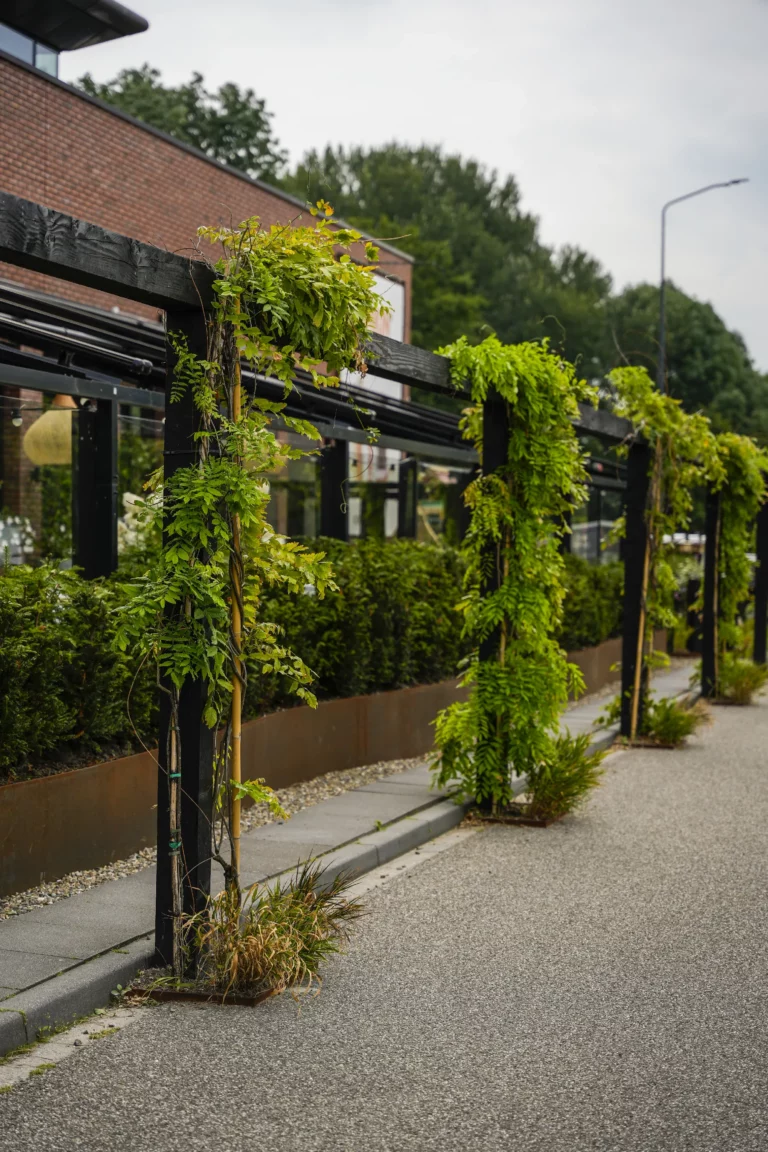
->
[0,21,59,77]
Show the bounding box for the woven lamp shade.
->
[22,395,76,466]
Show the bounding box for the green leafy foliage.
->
[0,564,155,777]
[1,537,625,780]
[640,697,707,747]
[526,732,605,822]
[283,145,613,400]
[607,283,768,440]
[716,654,768,705]
[609,365,721,654]
[560,554,624,651]
[432,337,597,810]
[246,538,467,714]
[77,66,287,182]
[711,432,768,681]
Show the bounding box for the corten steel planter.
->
[0,633,663,899]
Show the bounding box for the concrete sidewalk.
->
[0,661,695,1052]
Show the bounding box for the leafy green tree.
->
[77,65,287,182]
[607,283,768,439]
[283,145,613,374]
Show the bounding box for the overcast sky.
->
[61,0,768,367]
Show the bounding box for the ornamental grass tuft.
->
[526,732,605,822]
[716,654,768,705]
[182,862,364,999]
[640,696,707,746]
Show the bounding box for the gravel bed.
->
[0,755,427,921]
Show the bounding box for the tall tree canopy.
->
[77,65,287,182]
[606,283,768,440]
[69,75,766,436]
[283,144,613,371]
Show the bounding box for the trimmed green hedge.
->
[0,543,623,778]
[0,565,156,778]
[560,554,624,651]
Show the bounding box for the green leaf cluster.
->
[77,66,287,182]
[432,336,597,809]
[609,365,722,637]
[711,432,768,671]
[0,564,155,777]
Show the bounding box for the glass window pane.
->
[34,42,58,77]
[0,22,34,65]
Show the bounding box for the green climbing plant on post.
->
[431,336,600,813]
[709,431,768,701]
[115,204,387,976]
[607,365,722,737]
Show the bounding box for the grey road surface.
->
[2,699,767,1151]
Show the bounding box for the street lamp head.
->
[728,178,749,186]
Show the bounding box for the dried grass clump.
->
[184,862,364,999]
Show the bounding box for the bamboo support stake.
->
[629,437,663,741]
[169,712,183,977]
[230,361,243,883]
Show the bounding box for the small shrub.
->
[717,655,768,705]
[640,696,706,746]
[527,732,605,822]
[184,862,363,998]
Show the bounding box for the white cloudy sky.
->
[61,0,768,366]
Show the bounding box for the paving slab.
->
[0,951,79,989]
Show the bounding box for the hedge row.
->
[0,543,623,778]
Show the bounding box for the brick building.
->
[0,2,427,553]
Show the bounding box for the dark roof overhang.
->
[3,0,148,51]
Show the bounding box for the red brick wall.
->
[0,54,412,336]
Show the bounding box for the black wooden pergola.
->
[1,191,765,960]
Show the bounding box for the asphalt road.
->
[2,698,767,1152]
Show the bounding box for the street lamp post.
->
[657,179,748,394]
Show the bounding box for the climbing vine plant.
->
[116,205,387,974]
[431,336,596,810]
[608,366,722,734]
[711,431,768,682]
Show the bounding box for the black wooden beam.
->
[72,398,118,578]
[620,439,651,738]
[701,487,721,699]
[0,359,165,409]
[754,502,768,665]
[0,193,638,441]
[366,331,634,441]
[0,192,212,311]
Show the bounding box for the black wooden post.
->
[397,457,418,538]
[479,388,509,662]
[620,439,651,738]
[701,486,721,698]
[319,438,348,540]
[154,309,215,969]
[72,398,118,578]
[753,501,768,665]
[686,578,702,654]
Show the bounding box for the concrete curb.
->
[0,935,154,1052]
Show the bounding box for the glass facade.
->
[0,21,58,77]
